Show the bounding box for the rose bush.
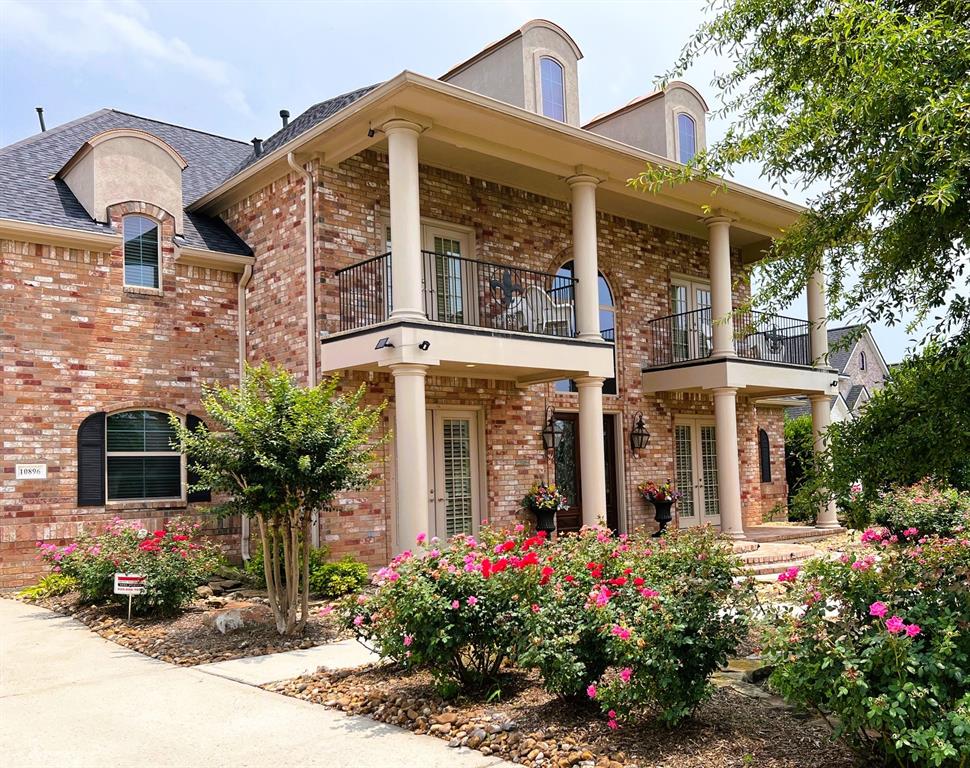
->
[871,479,970,539]
[522,526,752,726]
[347,525,547,694]
[37,517,221,615]
[763,532,970,767]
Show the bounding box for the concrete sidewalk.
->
[0,600,514,768]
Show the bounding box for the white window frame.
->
[673,111,698,165]
[122,214,162,290]
[105,408,186,504]
[535,53,567,122]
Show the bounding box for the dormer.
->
[583,81,708,163]
[56,128,187,235]
[441,19,583,126]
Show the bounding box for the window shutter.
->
[77,412,106,506]
[186,414,211,503]
[758,428,772,483]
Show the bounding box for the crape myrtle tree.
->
[633,0,970,340]
[173,364,385,635]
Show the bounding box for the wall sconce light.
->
[630,411,650,451]
[541,406,563,451]
[374,337,394,350]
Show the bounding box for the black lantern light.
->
[541,407,563,451]
[630,411,650,451]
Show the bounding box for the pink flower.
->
[451,599,460,610]
[640,588,659,599]
[319,605,334,616]
[905,624,921,638]
[869,601,888,618]
[403,634,413,647]
[531,603,540,613]
[885,616,905,634]
[466,595,478,606]
[902,527,918,538]
[416,533,427,545]
[353,615,364,626]
[777,566,800,582]
[607,710,618,729]
[611,625,631,640]
[586,684,597,699]
[619,667,632,683]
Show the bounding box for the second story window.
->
[859,351,867,370]
[539,57,566,122]
[123,215,160,288]
[677,113,697,164]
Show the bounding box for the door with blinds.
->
[426,410,482,538]
[423,228,476,326]
[672,417,721,528]
[670,278,713,361]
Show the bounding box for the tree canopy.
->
[634,0,970,339]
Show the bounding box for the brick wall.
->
[0,201,241,588]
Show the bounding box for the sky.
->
[0,0,924,363]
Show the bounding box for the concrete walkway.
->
[0,600,514,768]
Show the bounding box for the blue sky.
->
[1,0,922,362]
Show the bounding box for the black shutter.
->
[77,412,106,506]
[186,414,211,503]
[758,428,772,483]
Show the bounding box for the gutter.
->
[237,263,254,560]
[286,150,321,548]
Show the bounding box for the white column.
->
[712,387,744,538]
[705,216,736,357]
[384,119,425,322]
[810,393,840,529]
[567,175,602,341]
[391,363,429,551]
[576,376,607,527]
[807,269,829,368]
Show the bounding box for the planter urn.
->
[531,506,557,537]
[650,500,674,537]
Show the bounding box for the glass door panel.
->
[674,424,696,524]
[427,411,481,539]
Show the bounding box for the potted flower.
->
[522,482,568,535]
[637,479,683,536]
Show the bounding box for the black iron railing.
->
[334,251,578,339]
[645,308,812,368]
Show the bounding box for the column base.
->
[722,528,746,540]
[815,521,842,530]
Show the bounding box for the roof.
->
[230,85,381,177]
[784,394,840,420]
[826,324,866,374]
[583,81,710,129]
[845,384,869,410]
[0,109,253,255]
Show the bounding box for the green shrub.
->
[245,542,328,588]
[871,479,970,538]
[763,535,970,767]
[784,414,817,523]
[37,517,221,615]
[348,526,545,695]
[17,572,78,600]
[310,557,368,598]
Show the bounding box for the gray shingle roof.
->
[827,325,865,374]
[784,394,838,420]
[0,109,253,255]
[229,85,381,176]
[845,384,867,410]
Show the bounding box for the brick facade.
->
[0,201,240,587]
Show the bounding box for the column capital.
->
[566,173,602,188]
[574,375,606,388]
[389,362,429,377]
[711,386,738,398]
[807,392,831,404]
[381,118,424,136]
[701,212,736,227]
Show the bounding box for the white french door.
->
[423,228,476,326]
[673,417,720,528]
[426,410,482,538]
[670,278,712,361]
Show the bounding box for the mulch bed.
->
[10,591,350,666]
[265,664,863,768]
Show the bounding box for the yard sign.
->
[113,573,147,620]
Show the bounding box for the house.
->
[784,325,891,422]
[0,20,840,588]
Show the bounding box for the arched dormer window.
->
[859,351,867,370]
[539,57,566,122]
[677,113,697,164]
[758,428,772,483]
[553,261,616,394]
[123,215,160,288]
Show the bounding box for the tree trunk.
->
[256,514,287,635]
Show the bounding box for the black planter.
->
[650,500,674,537]
[531,506,557,536]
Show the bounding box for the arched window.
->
[677,113,697,164]
[758,428,772,483]
[554,261,616,394]
[859,351,867,370]
[123,215,160,288]
[539,57,566,122]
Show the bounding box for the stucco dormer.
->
[56,128,187,235]
[440,19,583,126]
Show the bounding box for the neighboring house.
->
[785,325,891,423]
[0,19,840,588]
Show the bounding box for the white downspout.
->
[237,263,254,560]
[287,151,321,548]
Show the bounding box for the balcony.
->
[336,251,576,339]
[324,251,613,385]
[641,308,835,397]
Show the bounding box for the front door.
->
[670,278,712,361]
[426,410,481,538]
[552,412,619,534]
[673,418,721,528]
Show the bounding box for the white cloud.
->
[0,0,251,114]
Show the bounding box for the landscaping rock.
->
[201,601,274,634]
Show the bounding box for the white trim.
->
[104,408,186,504]
[0,218,119,250]
[122,214,162,290]
[535,52,567,123]
[176,246,255,273]
[671,110,698,165]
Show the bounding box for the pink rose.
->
[353,615,364,626]
[451,599,460,610]
[611,625,631,640]
[416,533,426,545]
[466,595,478,606]
[885,616,905,634]
[869,601,888,618]
[905,624,921,638]
[403,634,413,647]
[586,684,597,699]
[619,667,632,683]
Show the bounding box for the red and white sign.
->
[113,573,147,596]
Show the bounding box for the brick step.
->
[746,557,814,577]
[744,526,846,543]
